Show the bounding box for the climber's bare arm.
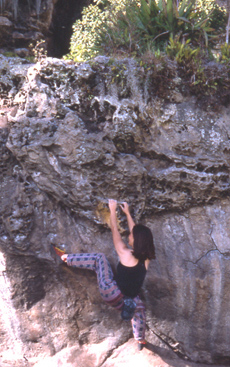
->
[119,202,135,233]
[108,199,130,257]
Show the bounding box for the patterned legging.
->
[66,252,146,341]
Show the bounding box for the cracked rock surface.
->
[0,56,230,366]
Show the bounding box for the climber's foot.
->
[50,244,66,265]
[137,340,146,351]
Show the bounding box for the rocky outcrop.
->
[6,57,230,218]
[0,0,54,55]
[0,0,91,57]
[1,56,230,366]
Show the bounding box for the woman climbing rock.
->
[53,199,155,350]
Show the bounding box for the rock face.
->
[0,0,55,52]
[1,56,230,366]
[0,0,91,57]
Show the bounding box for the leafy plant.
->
[220,43,230,63]
[67,0,227,62]
[68,2,105,62]
[67,0,135,62]
[134,0,216,47]
[166,37,200,64]
[30,40,47,62]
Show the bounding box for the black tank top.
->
[115,261,147,298]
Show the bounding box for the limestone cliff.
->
[0,55,230,366]
[0,0,90,57]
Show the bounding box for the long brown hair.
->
[132,224,155,261]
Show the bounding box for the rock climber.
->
[52,199,155,350]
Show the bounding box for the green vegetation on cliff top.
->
[64,0,230,105]
[67,0,228,63]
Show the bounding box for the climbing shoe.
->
[51,244,66,257]
[137,340,146,351]
[50,244,66,265]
